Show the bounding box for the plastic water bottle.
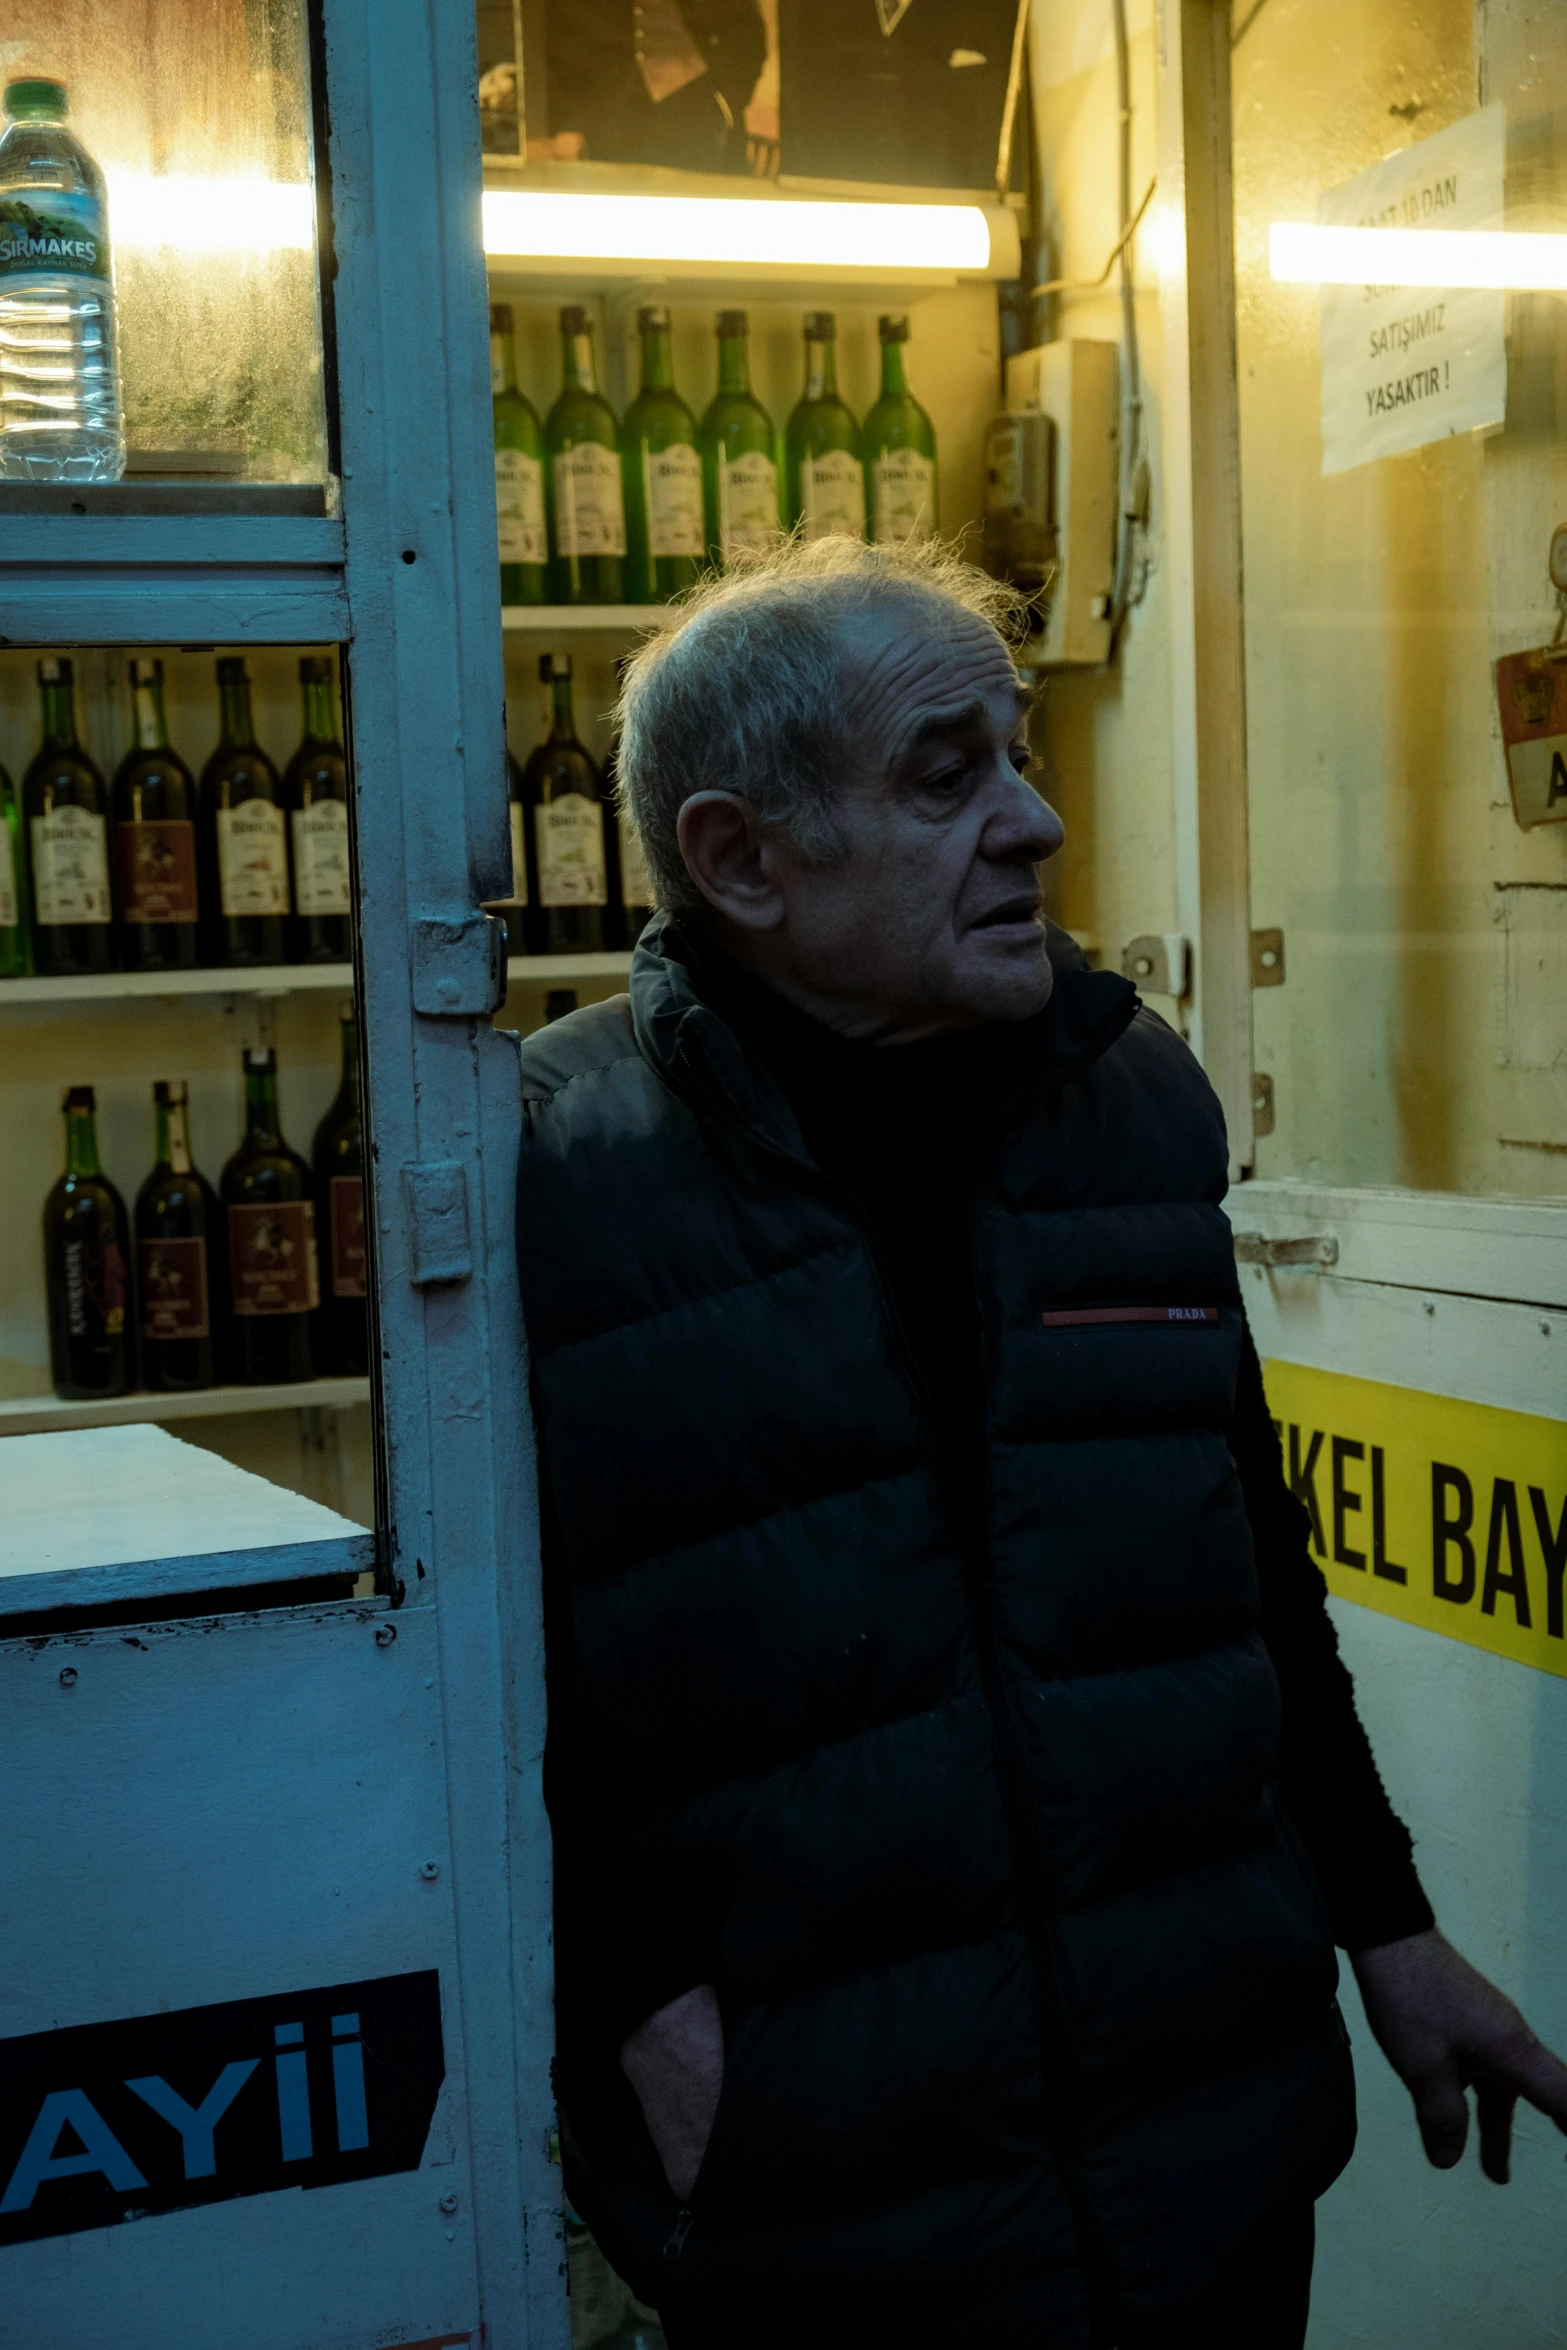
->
[0,76,123,482]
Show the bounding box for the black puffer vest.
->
[519,920,1355,2342]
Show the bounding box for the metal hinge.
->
[1121,932,1191,997]
[1231,1231,1339,1269]
[1251,1071,1276,1136]
[411,911,507,1018]
[1251,928,1286,987]
[401,1160,473,1287]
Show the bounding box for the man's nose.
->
[986,764,1065,862]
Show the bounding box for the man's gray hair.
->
[615,535,1030,916]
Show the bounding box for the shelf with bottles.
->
[487,292,957,618]
[0,951,632,1012]
[0,642,352,987]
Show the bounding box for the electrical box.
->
[1005,339,1120,667]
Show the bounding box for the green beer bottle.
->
[544,305,625,605]
[490,302,546,607]
[0,754,28,975]
[863,314,938,544]
[621,304,705,604]
[785,312,863,543]
[700,309,781,568]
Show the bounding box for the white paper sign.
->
[1318,103,1505,477]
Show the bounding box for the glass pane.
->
[0,642,373,1602]
[1234,3,1567,1198]
[0,1,326,487]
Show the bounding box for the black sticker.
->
[0,1970,443,2246]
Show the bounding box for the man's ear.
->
[677,792,786,932]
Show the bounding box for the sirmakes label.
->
[801,448,865,541]
[535,793,607,907]
[872,450,936,544]
[217,800,289,918]
[0,187,109,282]
[644,443,704,558]
[330,1177,366,1299]
[552,444,626,558]
[0,825,17,928]
[291,799,351,917]
[139,1236,210,1342]
[228,1200,318,1317]
[31,806,111,926]
[118,819,198,924]
[718,450,779,559]
[494,447,546,567]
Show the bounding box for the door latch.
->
[1121,932,1191,997]
[411,912,507,1018]
[1231,1231,1339,1269]
[402,1160,473,1287]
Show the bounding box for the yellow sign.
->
[1262,1361,1567,1678]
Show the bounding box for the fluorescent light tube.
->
[1270,222,1567,291]
[106,172,314,253]
[481,189,993,273]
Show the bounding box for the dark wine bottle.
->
[284,655,353,964]
[25,656,116,979]
[135,1079,223,1393]
[311,1007,368,1376]
[483,740,531,960]
[200,655,289,968]
[521,653,618,955]
[0,751,28,977]
[43,1084,131,1400]
[603,660,653,949]
[114,656,200,973]
[220,1046,317,1385]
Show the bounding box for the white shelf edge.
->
[501,604,669,632]
[0,1531,377,1621]
[0,962,356,1008]
[505,952,632,984]
[0,1376,371,1437]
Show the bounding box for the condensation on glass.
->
[0,0,327,484]
[1233,0,1567,1199]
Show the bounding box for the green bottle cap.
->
[716,309,748,337]
[560,304,592,336]
[300,654,335,684]
[62,1083,95,1111]
[879,314,911,343]
[489,302,514,334]
[37,654,71,684]
[540,651,573,681]
[216,655,249,684]
[5,78,68,121]
[637,304,671,332]
[803,311,836,340]
[129,656,162,685]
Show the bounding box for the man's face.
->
[760,606,1064,1042]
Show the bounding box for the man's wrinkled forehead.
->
[835,603,1028,773]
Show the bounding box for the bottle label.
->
[535,793,608,907]
[63,1230,126,1338]
[291,799,352,917]
[872,451,936,544]
[330,1176,368,1299]
[217,799,290,918]
[0,186,110,283]
[719,451,779,559]
[118,819,198,923]
[619,808,653,911]
[228,1200,319,1317]
[0,824,17,928]
[507,801,529,905]
[645,444,705,558]
[495,448,547,567]
[139,1235,210,1341]
[802,449,866,541]
[552,444,627,558]
[31,806,111,926]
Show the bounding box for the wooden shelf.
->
[0,1376,371,1438]
[502,604,666,632]
[0,953,632,1010]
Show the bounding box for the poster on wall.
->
[1317,102,1506,478]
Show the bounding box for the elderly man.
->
[518,540,1567,2348]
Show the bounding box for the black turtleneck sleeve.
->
[1229,1320,1434,1954]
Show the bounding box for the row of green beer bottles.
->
[43,1019,366,1403]
[492,303,938,607]
[0,654,351,981]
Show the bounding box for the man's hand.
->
[1353,1929,1567,2182]
[620,1984,725,2202]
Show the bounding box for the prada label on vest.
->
[0,1972,443,2246]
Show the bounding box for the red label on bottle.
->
[138,1235,210,1340]
[119,819,199,923]
[228,1200,319,1316]
[330,1176,367,1299]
